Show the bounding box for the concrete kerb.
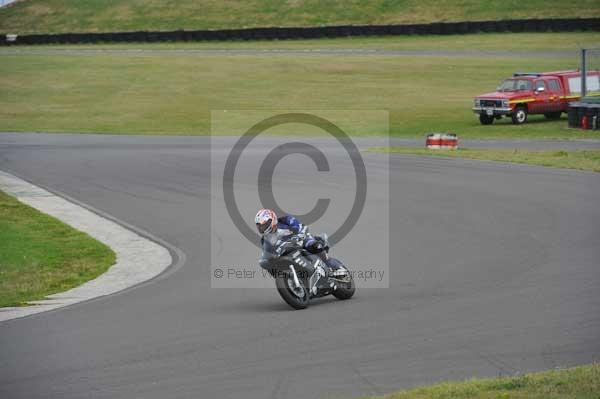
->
[0,169,186,322]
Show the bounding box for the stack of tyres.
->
[577,105,587,129]
[591,105,600,130]
[440,133,459,149]
[426,133,441,149]
[426,133,458,149]
[585,106,597,130]
[567,103,580,128]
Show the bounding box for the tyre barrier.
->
[2,18,599,45]
[568,103,600,130]
[567,104,580,128]
[426,134,441,149]
[426,133,458,149]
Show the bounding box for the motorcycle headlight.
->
[474,99,481,107]
[502,100,509,108]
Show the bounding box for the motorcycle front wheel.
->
[275,272,310,310]
[332,269,355,300]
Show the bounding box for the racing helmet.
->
[255,208,277,235]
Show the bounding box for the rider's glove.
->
[305,239,324,254]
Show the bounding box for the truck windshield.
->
[498,79,533,92]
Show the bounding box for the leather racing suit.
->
[259,215,333,271]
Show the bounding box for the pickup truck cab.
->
[473,70,600,125]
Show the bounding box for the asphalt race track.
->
[0,48,578,59]
[1,133,599,399]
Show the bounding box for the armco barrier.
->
[2,18,599,45]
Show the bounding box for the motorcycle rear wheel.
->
[275,272,310,310]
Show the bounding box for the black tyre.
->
[330,261,355,300]
[544,112,562,120]
[275,272,310,310]
[511,107,528,124]
[479,114,494,125]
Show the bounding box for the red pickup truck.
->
[472,70,600,125]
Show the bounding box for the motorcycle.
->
[259,234,355,309]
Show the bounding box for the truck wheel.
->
[544,112,562,120]
[479,114,494,125]
[511,107,528,125]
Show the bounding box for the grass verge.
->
[369,147,600,172]
[1,33,600,139]
[363,364,600,399]
[1,0,598,34]
[0,190,115,307]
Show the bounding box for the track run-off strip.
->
[0,48,578,58]
[0,170,174,322]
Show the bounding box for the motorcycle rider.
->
[255,208,335,271]
[256,208,354,306]
[254,209,343,280]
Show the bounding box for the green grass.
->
[363,364,600,399]
[369,147,600,172]
[1,0,599,34]
[1,33,600,139]
[0,190,115,308]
